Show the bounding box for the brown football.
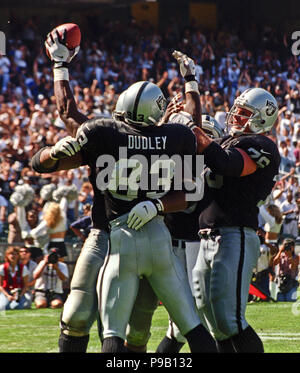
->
[46,23,81,57]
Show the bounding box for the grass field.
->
[1,299,300,354]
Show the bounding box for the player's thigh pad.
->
[62,229,108,334]
[192,239,223,338]
[192,239,211,310]
[98,219,140,341]
[185,241,200,296]
[209,227,260,337]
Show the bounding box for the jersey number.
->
[205,170,223,189]
[104,158,176,201]
[247,147,270,168]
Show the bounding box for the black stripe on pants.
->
[236,227,245,334]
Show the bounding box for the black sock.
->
[216,338,235,353]
[58,332,89,352]
[156,336,185,353]
[185,324,217,353]
[102,336,127,353]
[231,325,264,353]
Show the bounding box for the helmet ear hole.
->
[261,120,265,124]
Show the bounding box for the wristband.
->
[31,147,59,173]
[54,61,69,68]
[185,74,196,82]
[185,80,199,94]
[53,67,69,82]
[153,199,164,214]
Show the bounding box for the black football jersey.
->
[76,117,197,221]
[199,134,281,230]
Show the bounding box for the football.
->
[46,23,81,57]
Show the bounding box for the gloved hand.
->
[45,29,80,68]
[158,92,184,125]
[172,50,196,81]
[50,136,81,160]
[127,200,162,230]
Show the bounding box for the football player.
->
[45,34,210,353]
[45,30,109,352]
[122,51,213,354]
[124,51,224,354]
[31,78,217,354]
[192,87,281,352]
[156,114,225,353]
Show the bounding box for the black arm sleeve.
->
[203,141,244,177]
[31,148,59,174]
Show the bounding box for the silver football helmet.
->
[201,114,224,139]
[112,90,127,120]
[226,88,278,135]
[122,81,167,126]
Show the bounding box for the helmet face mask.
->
[226,88,278,135]
[122,81,166,127]
[201,114,224,139]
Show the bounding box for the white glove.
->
[172,50,196,79]
[127,200,162,230]
[45,29,80,66]
[50,136,81,160]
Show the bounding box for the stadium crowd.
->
[0,17,299,305]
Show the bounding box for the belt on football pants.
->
[171,239,186,249]
[198,228,221,240]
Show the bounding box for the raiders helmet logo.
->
[266,100,276,116]
[156,95,165,111]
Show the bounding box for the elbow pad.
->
[31,148,59,174]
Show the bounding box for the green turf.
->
[0,301,300,353]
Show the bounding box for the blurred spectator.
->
[258,203,283,299]
[279,144,295,173]
[33,249,69,309]
[70,203,92,242]
[294,140,300,173]
[273,238,299,301]
[0,189,8,235]
[280,191,299,239]
[167,62,178,80]
[288,89,300,121]
[262,204,283,246]
[254,230,278,298]
[19,246,37,309]
[0,246,29,310]
[276,109,294,142]
[16,206,44,262]
[30,201,68,260]
[7,206,23,244]
[0,53,11,92]
[78,182,93,217]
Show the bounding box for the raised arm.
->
[172,50,201,126]
[54,81,88,136]
[45,29,87,136]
